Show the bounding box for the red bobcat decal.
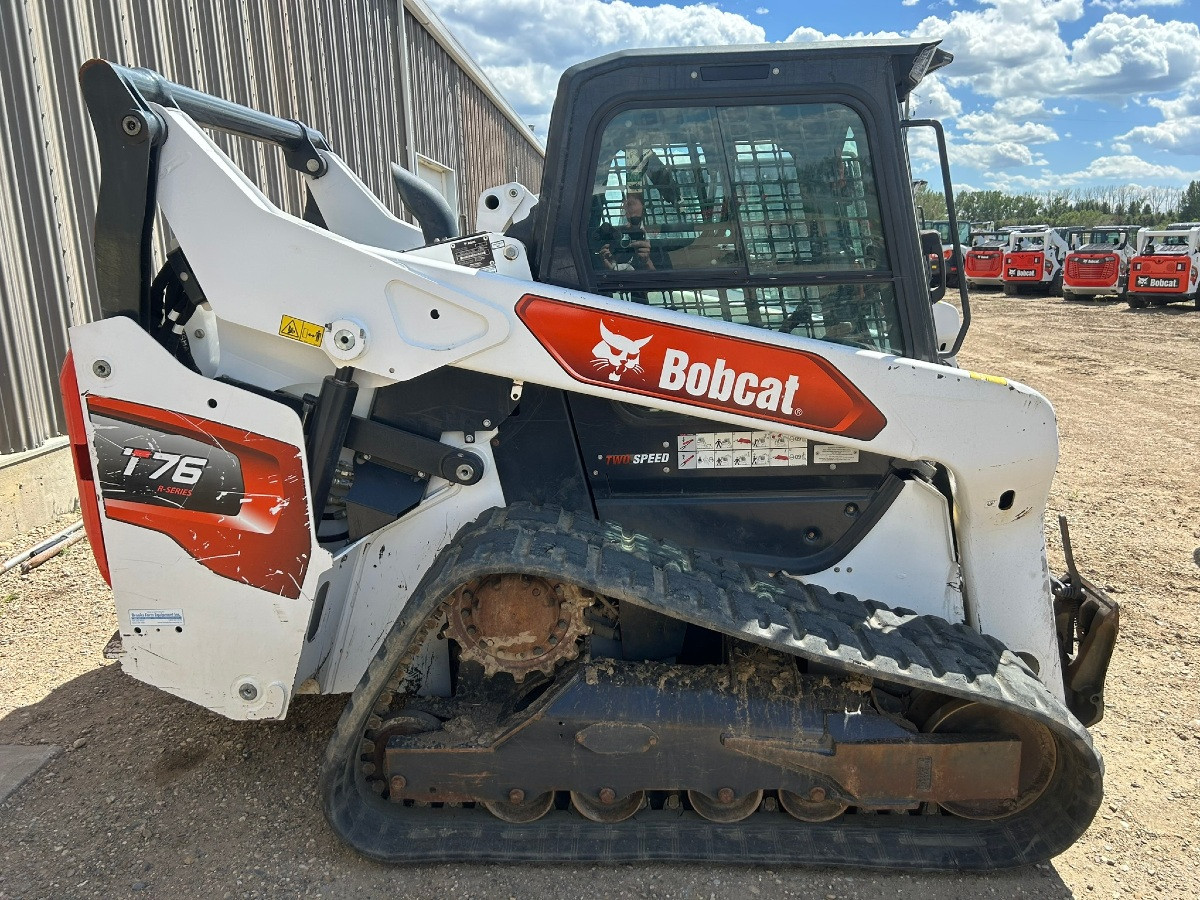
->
[517,295,886,440]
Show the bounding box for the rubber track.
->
[321,503,1104,869]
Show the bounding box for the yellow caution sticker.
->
[278,315,325,347]
[968,371,1009,386]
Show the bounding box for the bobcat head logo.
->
[592,321,652,382]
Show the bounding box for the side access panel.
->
[66,317,332,720]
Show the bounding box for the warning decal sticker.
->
[677,431,808,470]
[279,315,325,347]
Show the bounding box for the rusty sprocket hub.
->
[445,574,590,680]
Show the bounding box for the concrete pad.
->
[0,745,60,804]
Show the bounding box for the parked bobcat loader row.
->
[1126,223,1200,309]
[63,42,1117,869]
[1002,226,1076,296]
[1062,227,1137,302]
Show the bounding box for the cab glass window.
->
[584,102,902,354]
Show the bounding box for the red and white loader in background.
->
[1125,223,1200,309]
[1002,226,1077,296]
[961,229,1011,290]
[1062,226,1137,302]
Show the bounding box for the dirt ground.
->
[1,292,1198,899]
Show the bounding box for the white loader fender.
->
[321,437,506,694]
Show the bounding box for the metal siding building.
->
[0,0,543,457]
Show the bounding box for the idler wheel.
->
[570,788,645,823]
[778,787,849,822]
[687,788,764,823]
[445,574,590,681]
[482,790,557,823]
[925,699,1058,820]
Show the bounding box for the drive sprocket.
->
[444,573,590,680]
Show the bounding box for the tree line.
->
[916,180,1200,229]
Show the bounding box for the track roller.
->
[778,787,850,822]
[482,790,557,823]
[570,788,645,822]
[688,788,763,823]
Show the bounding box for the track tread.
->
[321,503,1103,869]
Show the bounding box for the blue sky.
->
[428,0,1200,200]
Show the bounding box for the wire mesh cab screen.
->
[583,102,902,354]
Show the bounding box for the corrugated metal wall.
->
[0,0,544,455]
[406,8,543,212]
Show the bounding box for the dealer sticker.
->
[129,609,185,628]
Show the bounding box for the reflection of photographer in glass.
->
[595,193,670,271]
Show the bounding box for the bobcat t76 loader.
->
[62,41,1118,869]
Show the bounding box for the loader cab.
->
[533,40,952,364]
[1076,227,1132,251]
[498,41,959,575]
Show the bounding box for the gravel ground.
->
[1,292,1198,899]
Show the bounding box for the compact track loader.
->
[1126,223,1200,308]
[62,41,1118,869]
[962,230,1010,290]
[1062,226,1136,302]
[1001,226,1076,296]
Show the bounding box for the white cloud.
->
[902,0,921,6]
[956,109,1060,144]
[755,6,769,13]
[993,154,1191,189]
[430,0,765,133]
[1064,13,1200,96]
[1114,88,1200,154]
[911,0,1082,93]
[1066,154,1190,181]
[909,73,963,120]
[951,140,1048,170]
[910,2,1200,102]
[991,97,1064,119]
[1090,0,1183,10]
[784,25,905,42]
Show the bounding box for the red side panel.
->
[517,295,887,441]
[59,352,110,585]
[85,396,312,599]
